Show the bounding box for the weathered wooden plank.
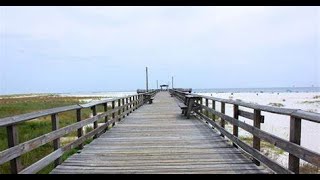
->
[19,149,63,174]
[291,110,320,123]
[0,105,81,127]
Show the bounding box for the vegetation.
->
[268,103,285,107]
[301,100,320,104]
[0,95,109,174]
[300,162,320,174]
[313,95,320,99]
[240,136,285,155]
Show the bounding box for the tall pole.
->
[172,76,174,89]
[146,67,148,92]
[157,80,158,90]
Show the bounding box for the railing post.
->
[289,116,301,174]
[51,113,62,167]
[212,100,216,121]
[205,99,209,117]
[220,102,225,137]
[104,103,108,132]
[200,98,203,114]
[122,98,125,118]
[91,105,98,139]
[233,105,239,148]
[130,97,133,113]
[76,109,84,149]
[132,96,135,111]
[138,95,140,107]
[253,109,262,165]
[118,99,121,121]
[112,101,115,126]
[6,125,22,174]
[126,98,129,115]
[104,103,108,123]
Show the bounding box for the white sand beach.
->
[60,91,136,98]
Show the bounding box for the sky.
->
[0,6,319,94]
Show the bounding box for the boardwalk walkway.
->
[51,92,269,174]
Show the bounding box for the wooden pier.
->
[0,89,319,174]
[51,91,267,174]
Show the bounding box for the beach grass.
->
[0,95,107,174]
[313,95,320,99]
[268,103,285,107]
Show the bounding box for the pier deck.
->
[51,92,268,174]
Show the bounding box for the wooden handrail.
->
[0,91,157,127]
[0,90,159,174]
[171,90,320,123]
[170,89,320,174]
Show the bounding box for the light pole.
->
[146,67,148,92]
[172,76,174,89]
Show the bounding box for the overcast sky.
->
[0,6,319,94]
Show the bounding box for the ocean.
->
[192,87,320,93]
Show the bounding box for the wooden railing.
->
[0,90,159,174]
[170,89,320,174]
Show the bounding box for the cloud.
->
[1,7,317,55]
[0,6,319,93]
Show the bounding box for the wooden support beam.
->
[7,125,22,174]
[233,105,239,148]
[51,113,62,167]
[205,99,209,117]
[112,101,115,126]
[91,106,98,139]
[212,100,216,121]
[200,98,203,114]
[118,99,121,121]
[122,98,125,118]
[103,103,108,132]
[132,96,135,111]
[253,109,262,166]
[76,109,83,149]
[289,116,301,174]
[220,102,225,137]
[126,98,129,116]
